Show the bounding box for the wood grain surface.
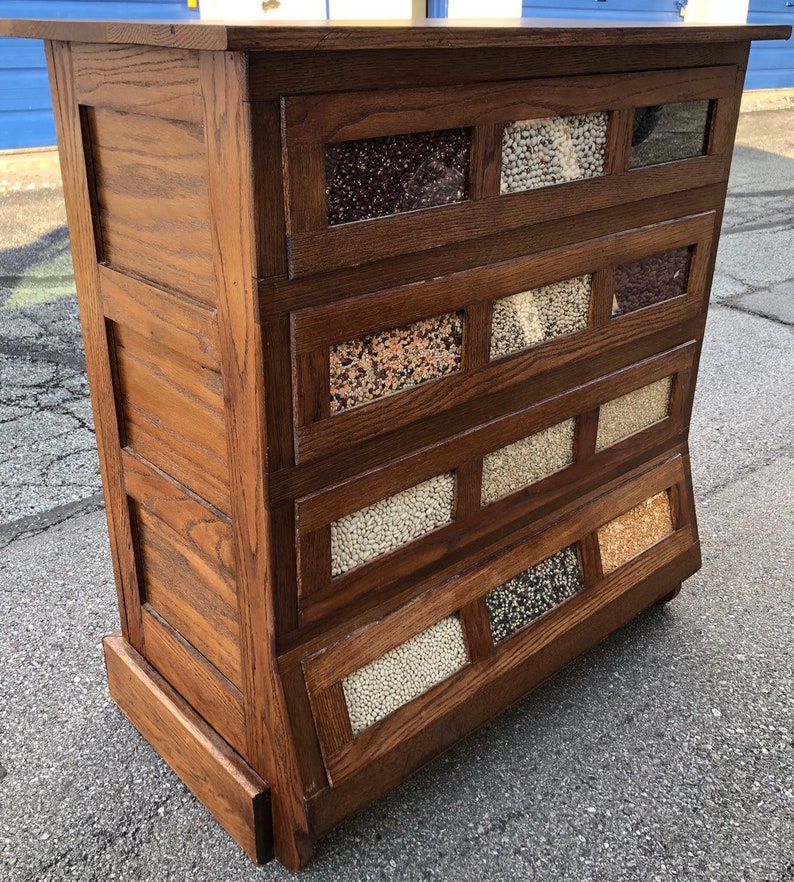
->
[1,18,788,51]
[104,633,273,863]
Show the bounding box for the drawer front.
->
[289,212,715,468]
[280,65,737,279]
[300,453,697,786]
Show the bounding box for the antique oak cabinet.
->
[1,17,788,869]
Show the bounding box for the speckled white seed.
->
[481,419,576,505]
[500,112,608,194]
[491,275,591,359]
[342,616,468,735]
[331,472,455,577]
[596,376,673,450]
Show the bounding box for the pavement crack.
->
[0,338,86,370]
[0,493,105,549]
[0,274,75,285]
[717,298,794,327]
[722,219,793,236]
[696,447,794,504]
[725,188,794,199]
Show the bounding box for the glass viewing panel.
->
[501,112,608,194]
[325,128,470,225]
[629,101,714,168]
[481,419,576,506]
[330,312,463,414]
[486,545,583,644]
[342,615,468,735]
[490,274,592,360]
[330,472,455,577]
[598,491,674,574]
[596,376,673,450]
[613,247,693,317]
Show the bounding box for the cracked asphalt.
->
[1,107,792,881]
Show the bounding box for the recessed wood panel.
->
[113,322,230,513]
[87,107,216,304]
[135,502,242,689]
[141,607,246,755]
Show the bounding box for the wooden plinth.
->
[103,633,273,864]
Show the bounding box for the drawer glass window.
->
[325,128,470,225]
[490,274,592,359]
[481,419,576,506]
[598,491,674,573]
[613,247,692,317]
[342,615,468,735]
[330,312,463,413]
[500,112,608,194]
[596,377,673,450]
[330,472,455,577]
[629,100,714,168]
[486,545,583,644]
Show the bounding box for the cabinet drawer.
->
[294,343,697,627]
[290,212,714,466]
[280,65,736,278]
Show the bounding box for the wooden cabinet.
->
[2,17,788,870]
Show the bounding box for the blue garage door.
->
[521,0,683,22]
[0,1,199,150]
[746,0,794,89]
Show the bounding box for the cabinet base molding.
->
[103,633,274,864]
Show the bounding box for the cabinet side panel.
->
[44,40,144,647]
[112,321,231,513]
[72,43,204,123]
[135,502,243,690]
[52,39,246,775]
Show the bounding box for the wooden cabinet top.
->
[0,17,789,52]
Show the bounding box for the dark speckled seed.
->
[325,128,471,226]
[613,248,692,316]
[330,312,464,413]
[486,545,583,644]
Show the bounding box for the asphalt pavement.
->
[0,107,792,881]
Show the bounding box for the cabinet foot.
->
[655,584,682,605]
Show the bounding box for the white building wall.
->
[200,0,522,20]
[684,0,749,24]
[199,0,326,20]
[447,0,521,16]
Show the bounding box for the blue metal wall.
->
[746,0,794,89]
[0,1,199,150]
[520,0,683,22]
[520,1,793,89]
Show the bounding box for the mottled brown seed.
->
[614,247,692,316]
[330,313,463,413]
